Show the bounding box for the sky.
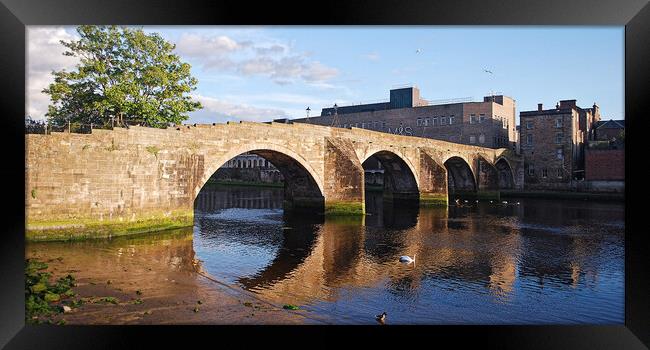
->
[26,26,624,125]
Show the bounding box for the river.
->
[27,184,625,324]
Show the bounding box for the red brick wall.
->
[585,149,624,180]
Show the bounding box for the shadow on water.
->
[191,185,624,324]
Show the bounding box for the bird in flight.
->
[416,48,422,54]
[483,68,493,74]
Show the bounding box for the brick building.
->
[583,119,625,186]
[585,148,624,181]
[519,100,602,190]
[292,86,517,150]
[593,119,625,142]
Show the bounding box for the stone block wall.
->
[26,122,521,240]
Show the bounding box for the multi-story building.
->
[221,152,277,169]
[519,100,601,190]
[292,86,517,150]
[211,152,283,185]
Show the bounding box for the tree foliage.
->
[43,25,202,128]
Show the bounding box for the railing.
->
[420,96,475,105]
[24,121,175,135]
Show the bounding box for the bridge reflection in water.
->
[193,185,624,324]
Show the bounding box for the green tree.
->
[43,25,202,128]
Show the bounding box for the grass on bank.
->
[26,210,193,242]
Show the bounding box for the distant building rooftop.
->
[593,120,625,129]
[320,86,510,116]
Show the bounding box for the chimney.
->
[537,103,543,112]
[559,99,577,109]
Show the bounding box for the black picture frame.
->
[1,0,647,348]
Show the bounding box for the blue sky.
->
[27,26,624,125]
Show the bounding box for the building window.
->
[526,121,533,129]
[470,114,477,124]
[542,168,548,178]
[424,117,430,126]
[449,115,455,124]
[526,134,533,145]
[374,121,379,129]
[441,116,448,125]
[469,135,476,144]
[557,168,563,178]
[556,118,563,128]
[479,114,486,123]
[556,148,563,159]
[416,118,423,126]
[479,134,485,144]
[528,164,535,175]
[382,122,387,129]
[556,132,563,144]
[432,117,437,126]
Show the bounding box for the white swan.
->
[399,254,416,264]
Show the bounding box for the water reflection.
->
[26,229,198,296]
[193,186,624,324]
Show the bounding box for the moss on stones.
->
[26,209,194,242]
[324,201,365,216]
[419,193,448,207]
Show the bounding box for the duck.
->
[399,254,416,264]
[376,311,387,324]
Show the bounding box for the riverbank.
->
[500,190,624,201]
[25,229,324,325]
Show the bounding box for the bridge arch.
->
[195,143,325,210]
[495,157,515,189]
[360,149,419,200]
[443,155,477,197]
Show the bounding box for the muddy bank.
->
[25,228,326,325]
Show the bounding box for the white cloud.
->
[175,33,243,57]
[189,94,288,123]
[26,26,79,120]
[362,52,380,61]
[301,61,339,82]
[223,92,330,106]
[175,33,339,85]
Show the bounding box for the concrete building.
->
[292,86,517,150]
[519,100,602,190]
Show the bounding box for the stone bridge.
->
[25,122,523,240]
